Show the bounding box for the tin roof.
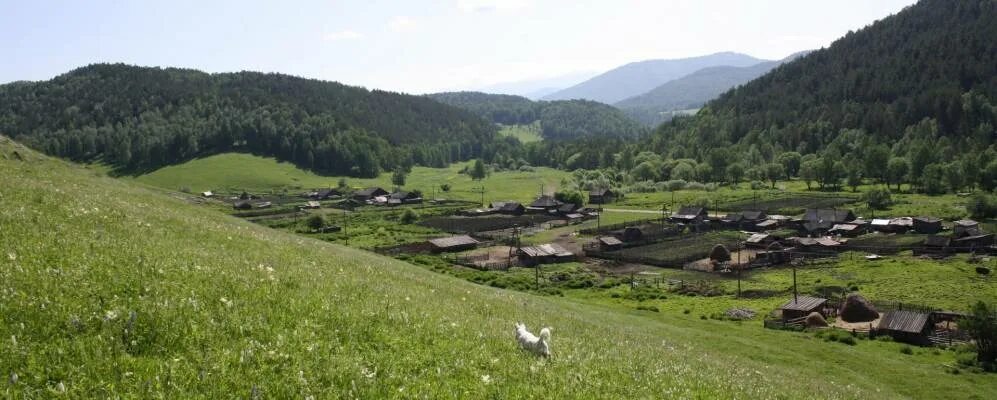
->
[878,310,930,334]
[519,243,573,258]
[428,235,479,249]
[598,236,623,246]
[780,296,827,312]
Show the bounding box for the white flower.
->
[6,252,15,261]
[55,381,66,393]
[361,367,376,379]
[481,375,492,384]
[9,372,17,384]
[104,310,119,321]
[10,335,16,346]
[220,297,233,308]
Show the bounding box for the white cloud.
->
[388,16,419,32]
[457,0,532,14]
[323,30,363,42]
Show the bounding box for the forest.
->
[0,64,505,177]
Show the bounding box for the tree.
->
[726,162,745,185]
[864,145,890,183]
[886,157,909,191]
[777,152,802,177]
[306,214,325,231]
[337,178,349,190]
[982,160,997,192]
[908,144,934,189]
[863,188,892,210]
[391,168,407,187]
[469,159,488,181]
[944,162,965,193]
[961,301,996,367]
[846,165,862,192]
[764,163,783,188]
[554,190,584,206]
[399,209,419,224]
[921,163,946,195]
[800,160,819,191]
[631,161,659,181]
[440,183,451,192]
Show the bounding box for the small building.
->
[301,201,321,209]
[876,310,932,345]
[527,195,563,213]
[888,217,913,233]
[491,201,525,215]
[232,200,253,210]
[745,233,779,248]
[565,213,585,224]
[201,191,214,198]
[313,188,342,200]
[755,242,791,265]
[829,223,862,237]
[754,219,782,231]
[670,206,708,224]
[595,236,623,251]
[255,201,273,209]
[517,243,575,266]
[913,217,943,234]
[779,295,828,321]
[589,188,615,204]
[952,232,995,251]
[953,220,981,238]
[611,226,645,243]
[428,235,480,253]
[388,191,423,206]
[557,202,581,215]
[353,187,389,202]
[870,219,892,232]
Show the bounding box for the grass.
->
[497,122,543,143]
[126,152,570,205]
[4,136,997,398]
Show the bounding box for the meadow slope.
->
[2,136,996,398]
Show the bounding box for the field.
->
[5,137,997,398]
[607,231,746,267]
[497,122,543,143]
[125,152,570,205]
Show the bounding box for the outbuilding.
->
[779,295,828,321]
[912,217,943,234]
[670,206,708,224]
[517,243,575,266]
[428,235,480,253]
[588,188,615,204]
[596,236,623,251]
[876,310,932,345]
[353,187,389,202]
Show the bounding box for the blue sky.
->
[1,0,917,94]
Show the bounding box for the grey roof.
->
[878,310,930,334]
[598,236,623,246]
[558,203,580,213]
[803,209,855,223]
[829,223,859,232]
[924,235,950,247]
[355,187,387,197]
[954,219,979,227]
[746,233,771,243]
[530,195,561,208]
[429,235,479,249]
[755,219,780,227]
[780,296,827,312]
[913,217,942,224]
[519,243,573,258]
[390,191,419,200]
[741,210,766,220]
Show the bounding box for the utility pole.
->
[480,185,485,207]
[736,242,742,298]
[792,262,798,304]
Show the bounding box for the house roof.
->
[355,187,386,197]
[924,235,950,247]
[804,209,855,223]
[316,188,341,198]
[723,213,744,222]
[871,219,892,226]
[598,236,623,246]
[390,191,419,200]
[878,310,930,334]
[780,295,827,312]
[565,213,585,219]
[741,210,766,220]
[530,195,561,208]
[676,206,705,216]
[829,224,859,232]
[429,235,479,249]
[558,203,580,213]
[755,219,780,227]
[889,217,913,227]
[913,217,942,224]
[955,219,979,227]
[746,233,771,243]
[519,243,573,258]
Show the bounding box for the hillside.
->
[4,137,997,398]
[651,0,997,159]
[428,92,646,140]
[0,64,501,177]
[541,52,766,104]
[615,52,809,126]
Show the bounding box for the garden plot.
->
[419,214,559,233]
[722,193,858,215]
[593,231,746,268]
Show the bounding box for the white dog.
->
[514,322,551,358]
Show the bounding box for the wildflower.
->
[361,367,376,379]
[10,335,16,346]
[481,375,492,384]
[220,297,233,308]
[6,252,15,261]
[9,372,17,385]
[55,381,66,393]
[104,310,119,321]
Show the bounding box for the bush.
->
[864,188,893,210]
[664,179,687,191]
[399,209,419,224]
[439,183,451,192]
[306,214,326,231]
[636,305,660,312]
[900,345,914,355]
[685,182,707,191]
[750,180,766,190]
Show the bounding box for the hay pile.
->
[710,244,731,262]
[805,312,829,327]
[840,293,879,322]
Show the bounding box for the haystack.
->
[805,312,828,327]
[840,293,879,322]
[709,244,731,262]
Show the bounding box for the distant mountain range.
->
[615,51,811,126]
[472,71,597,100]
[541,52,766,104]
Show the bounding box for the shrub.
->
[685,182,707,191]
[900,345,914,355]
[636,305,660,312]
[439,183,451,192]
[306,214,325,231]
[864,188,893,210]
[664,179,687,191]
[399,209,419,224]
[750,180,766,190]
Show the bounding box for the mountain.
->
[0,64,501,177]
[615,52,810,126]
[541,52,766,104]
[650,0,997,160]
[473,71,597,99]
[427,91,646,140]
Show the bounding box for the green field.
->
[5,136,997,398]
[126,152,569,205]
[497,122,543,143]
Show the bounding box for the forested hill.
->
[427,91,647,140]
[0,64,502,177]
[651,0,997,160]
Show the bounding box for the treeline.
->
[0,64,501,177]
[427,92,646,140]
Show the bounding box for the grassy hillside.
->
[498,123,543,143]
[3,136,996,398]
[125,152,570,204]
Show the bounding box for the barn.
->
[779,295,828,321]
[353,187,389,202]
[595,236,623,251]
[913,217,943,234]
[876,310,933,345]
[428,235,480,253]
[588,188,615,204]
[518,243,575,266]
[670,206,707,224]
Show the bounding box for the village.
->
[196,182,994,350]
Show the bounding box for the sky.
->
[1,0,918,94]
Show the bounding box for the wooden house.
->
[803,209,856,224]
[313,188,342,200]
[588,188,614,204]
[557,202,581,215]
[565,213,585,224]
[913,217,943,234]
[490,201,525,215]
[611,226,645,243]
[517,243,575,266]
[388,191,423,206]
[527,195,563,214]
[353,187,389,202]
[876,310,932,345]
[201,191,214,198]
[828,223,862,237]
[670,206,708,224]
[428,235,479,253]
[953,220,981,237]
[779,295,828,321]
[745,233,779,248]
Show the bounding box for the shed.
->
[565,213,585,224]
[255,201,273,209]
[597,236,623,251]
[302,201,321,209]
[870,219,893,232]
[517,243,575,266]
[353,187,389,201]
[877,310,932,345]
[829,223,862,237]
[670,206,708,224]
[232,200,253,210]
[388,191,423,206]
[589,188,615,204]
[314,188,342,200]
[754,219,781,230]
[912,217,943,234]
[617,226,644,242]
[490,201,525,215]
[952,232,994,251]
[780,295,828,321]
[529,195,562,210]
[428,235,480,253]
[745,233,778,248]
[201,191,214,198]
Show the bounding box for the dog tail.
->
[539,327,551,341]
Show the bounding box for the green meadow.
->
[3,137,997,398]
